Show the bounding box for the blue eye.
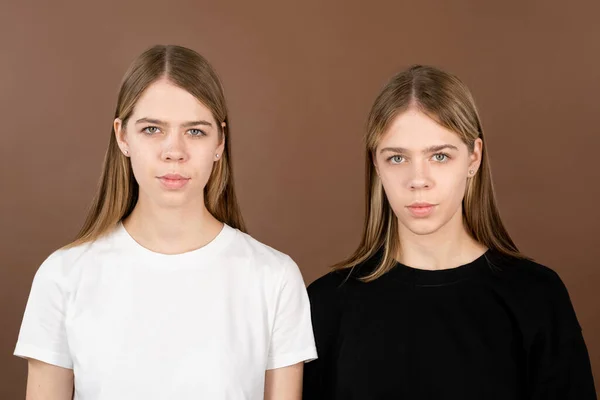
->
[188,129,206,137]
[389,155,404,164]
[142,126,160,135]
[433,153,449,162]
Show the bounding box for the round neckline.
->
[390,250,491,287]
[116,221,236,264]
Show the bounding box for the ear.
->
[468,138,483,177]
[372,150,381,177]
[215,122,226,161]
[114,118,130,156]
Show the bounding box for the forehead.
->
[379,109,463,150]
[130,79,214,123]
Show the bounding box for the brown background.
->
[1,0,599,397]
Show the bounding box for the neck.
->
[123,195,223,255]
[397,208,487,270]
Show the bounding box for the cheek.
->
[126,134,155,166]
[436,169,468,208]
[189,143,220,179]
[195,155,217,179]
[128,151,155,185]
[192,141,219,163]
[378,167,409,207]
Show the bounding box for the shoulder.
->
[33,226,119,287]
[227,229,302,286]
[487,251,568,295]
[36,243,92,282]
[308,248,385,296]
[487,251,580,330]
[307,270,348,299]
[308,249,386,298]
[306,256,373,317]
[305,267,363,341]
[232,230,293,263]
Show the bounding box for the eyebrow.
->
[379,144,459,154]
[135,117,213,128]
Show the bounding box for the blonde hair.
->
[335,65,522,281]
[68,45,246,247]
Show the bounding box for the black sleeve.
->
[526,270,597,399]
[302,273,342,400]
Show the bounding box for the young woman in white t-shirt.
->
[15,44,317,400]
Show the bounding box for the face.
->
[114,79,224,209]
[374,109,482,237]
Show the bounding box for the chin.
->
[155,198,189,209]
[400,219,445,236]
[151,190,195,208]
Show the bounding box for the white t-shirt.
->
[14,223,317,400]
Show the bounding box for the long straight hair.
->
[335,65,523,281]
[68,45,246,248]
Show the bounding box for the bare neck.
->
[397,209,488,271]
[123,197,223,255]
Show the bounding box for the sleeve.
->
[14,251,73,369]
[526,270,597,399]
[266,256,318,370]
[302,273,341,400]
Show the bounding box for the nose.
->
[161,133,187,162]
[408,162,432,190]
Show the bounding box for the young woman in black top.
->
[303,65,596,399]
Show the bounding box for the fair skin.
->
[375,108,487,270]
[25,78,303,399]
[117,77,225,253]
[26,360,73,400]
[265,363,304,400]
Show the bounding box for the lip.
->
[406,202,437,218]
[157,174,190,190]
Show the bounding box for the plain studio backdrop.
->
[1,0,599,397]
